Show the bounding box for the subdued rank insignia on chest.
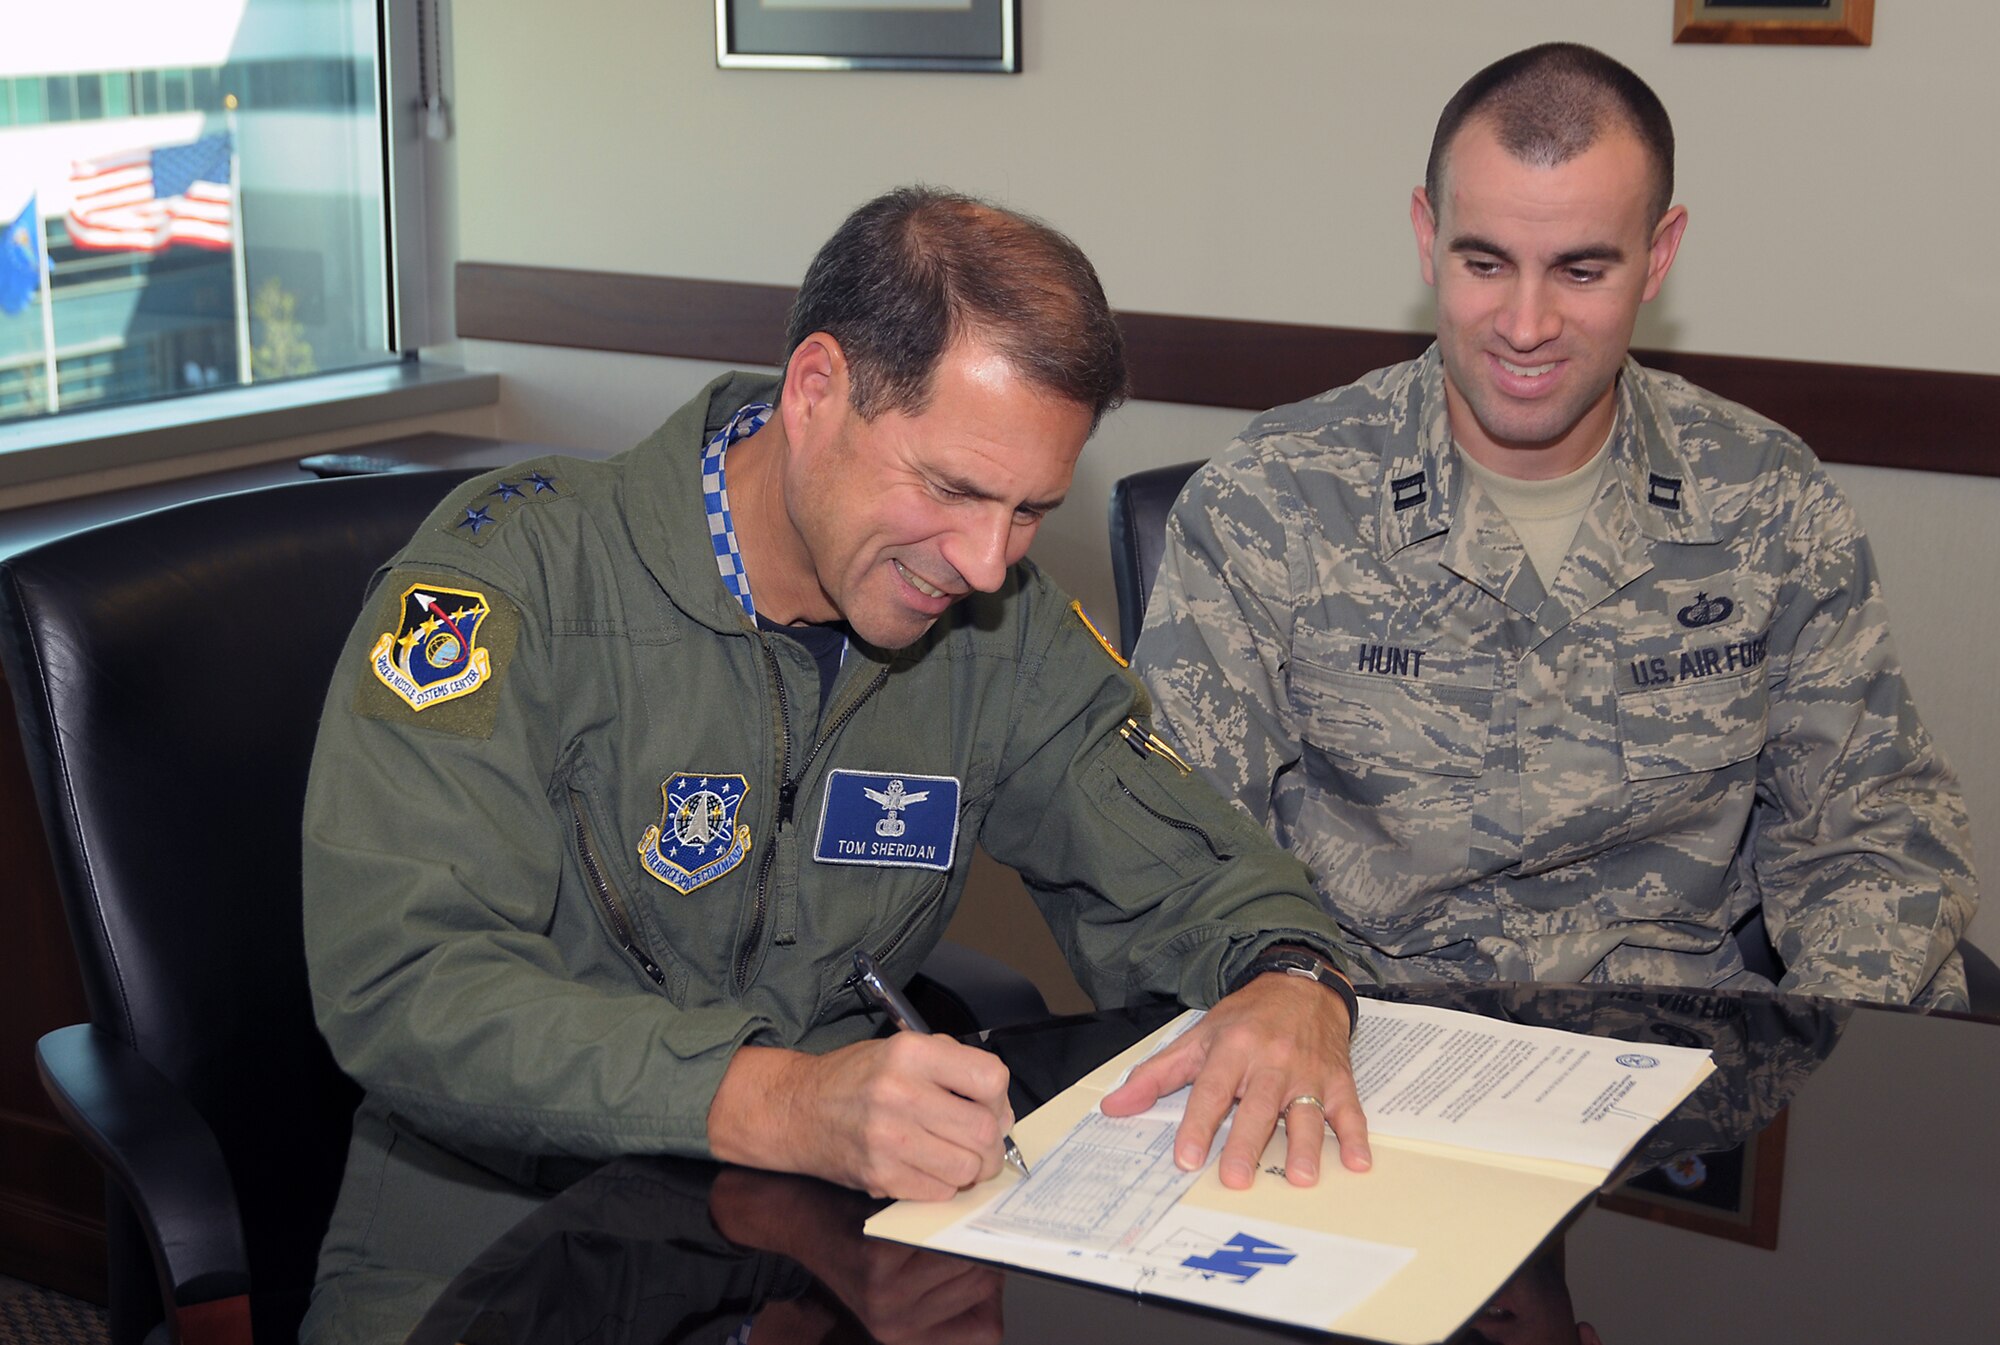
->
[1647,473,1684,511]
[814,769,960,870]
[368,584,495,711]
[1390,471,1427,511]
[638,773,752,894]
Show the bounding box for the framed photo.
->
[716,0,1021,73]
[1674,0,1874,46]
[1597,1111,1788,1249]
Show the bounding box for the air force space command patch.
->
[814,770,960,870]
[639,773,752,894]
[369,584,496,711]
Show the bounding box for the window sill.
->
[0,360,500,493]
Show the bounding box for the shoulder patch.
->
[1070,599,1128,668]
[352,575,522,738]
[438,469,565,547]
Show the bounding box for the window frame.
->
[0,0,481,494]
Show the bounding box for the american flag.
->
[66,134,234,253]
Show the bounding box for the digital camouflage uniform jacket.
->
[302,371,1353,1162]
[1133,349,1975,1009]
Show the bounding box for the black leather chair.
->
[0,471,475,1345]
[1107,459,1205,659]
[1104,461,2000,1016]
[1,469,1049,1344]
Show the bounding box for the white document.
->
[971,1111,1204,1251]
[1349,999,1711,1171]
[934,1202,1415,1330]
[937,1008,1414,1327]
[869,1001,1715,1343]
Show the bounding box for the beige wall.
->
[446,1,2000,995]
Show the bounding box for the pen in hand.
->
[851,949,1032,1179]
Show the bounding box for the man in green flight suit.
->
[301,186,1372,1338]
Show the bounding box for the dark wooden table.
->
[317,985,1997,1344]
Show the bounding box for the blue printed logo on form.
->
[1181,1232,1297,1283]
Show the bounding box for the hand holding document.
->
[867,999,1714,1343]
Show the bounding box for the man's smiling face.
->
[1412,116,1686,479]
[786,338,1089,650]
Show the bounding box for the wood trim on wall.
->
[457,262,2000,478]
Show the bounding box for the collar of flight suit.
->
[619,372,906,707]
[1373,349,1721,573]
[623,370,787,638]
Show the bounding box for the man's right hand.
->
[708,1037,1015,1199]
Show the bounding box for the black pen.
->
[851,949,1031,1178]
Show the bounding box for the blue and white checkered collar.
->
[700,401,773,620]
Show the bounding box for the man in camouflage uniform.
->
[1132,43,1976,1008]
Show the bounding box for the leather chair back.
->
[0,470,470,1344]
[1106,459,1205,658]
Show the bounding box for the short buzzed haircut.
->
[784,186,1130,432]
[1425,43,1676,226]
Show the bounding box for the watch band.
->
[1226,949,1360,1029]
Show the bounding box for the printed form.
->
[980,997,1710,1252]
[869,1000,1713,1341]
[948,1013,1412,1326]
[1349,999,1711,1170]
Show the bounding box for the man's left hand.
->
[1099,971,1370,1188]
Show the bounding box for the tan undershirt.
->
[1457,435,1613,587]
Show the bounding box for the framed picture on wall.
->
[717,1,1021,72]
[1674,0,1875,46]
[1597,1111,1789,1249]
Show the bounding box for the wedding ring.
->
[1285,1094,1325,1114]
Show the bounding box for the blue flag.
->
[0,194,44,316]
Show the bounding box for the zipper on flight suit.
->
[735,642,893,993]
[869,870,952,970]
[567,789,665,986]
[1115,779,1226,861]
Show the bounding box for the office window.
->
[44,76,76,124]
[0,1,432,428]
[13,78,45,127]
[101,74,132,121]
[161,68,191,115]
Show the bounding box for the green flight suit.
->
[301,367,1351,1213]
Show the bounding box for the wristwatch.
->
[1226,947,1360,1028]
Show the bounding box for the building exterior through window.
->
[0,3,400,425]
